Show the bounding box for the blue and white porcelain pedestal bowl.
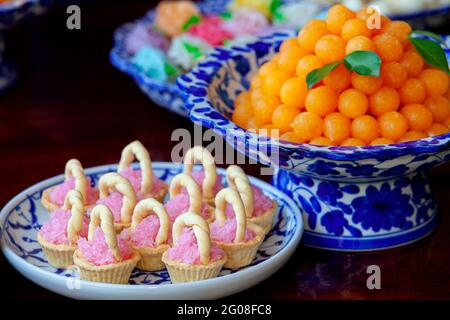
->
[178,31,450,252]
[0,0,53,92]
[272,155,444,251]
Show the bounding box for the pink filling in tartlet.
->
[77,227,132,266]
[119,167,166,200]
[165,228,224,265]
[49,177,98,207]
[164,194,211,222]
[210,218,255,243]
[95,192,123,223]
[185,169,224,196]
[225,186,273,218]
[39,208,89,245]
[121,215,169,248]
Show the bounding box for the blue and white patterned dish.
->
[0,0,54,92]
[177,31,450,251]
[0,162,303,299]
[110,0,230,117]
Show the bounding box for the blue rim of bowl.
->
[0,0,37,12]
[109,0,230,102]
[177,31,450,162]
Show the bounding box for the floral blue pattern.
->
[0,163,301,285]
[177,31,450,251]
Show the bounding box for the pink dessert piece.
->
[119,167,166,200]
[164,194,211,222]
[125,24,170,55]
[165,228,224,265]
[49,177,98,207]
[185,169,224,196]
[210,218,255,243]
[95,192,123,223]
[122,215,172,248]
[225,186,274,218]
[223,9,268,37]
[77,227,132,266]
[39,208,89,245]
[187,15,232,46]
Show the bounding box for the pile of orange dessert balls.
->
[231,4,450,146]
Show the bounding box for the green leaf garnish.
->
[270,0,282,14]
[220,11,233,20]
[182,15,201,31]
[408,30,446,46]
[182,42,203,60]
[344,50,381,77]
[407,36,450,74]
[306,61,341,89]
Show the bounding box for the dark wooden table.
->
[1,0,450,300]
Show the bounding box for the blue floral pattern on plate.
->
[177,32,450,251]
[0,162,301,285]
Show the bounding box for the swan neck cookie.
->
[64,159,88,203]
[183,146,217,202]
[172,212,211,265]
[214,188,247,243]
[226,165,254,218]
[169,173,202,215]
[118,140,153,194]
[132,198,169,246]
[63,190,86,245]
[98,173,137,224]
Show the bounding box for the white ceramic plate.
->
[0,162,303,300]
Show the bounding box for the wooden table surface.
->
[1,0,450,300]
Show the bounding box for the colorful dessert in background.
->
[74,205,140,284]
[126,0,323,82]
[232,4,450,146]
[210,188,264,269]
[162,212,226,283]
[318,0,450,16]
[123,198,170,271]
[37,190,89,268]
[41,159,98,212]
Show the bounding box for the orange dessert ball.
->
[341,18,372,40]
[351,115,380,144]
[400,104,433,131]
[341,138,366,146]
[259,61,278,78]
[381,62,407,89]
[356,7,390,33]
[315,35,346,64]
[370,137,395,145]
[305,86,338,117]
[263,70,290,97]
[381,21,412,42]
[291,112,324,141]
[296,55,324,79]
[400,50,424,77]
[345,36,375,55]
[278,41,307,74]
[280,37,301,53]
[245,117,262,130]
[310,137,335,146]
[372,33,403,62]
[338,88,369,119]
[272,105,300,133]
[280,131,304,143]
[251,87,264,106]
[323,112,351,144]
[280,77,308,109]
[428,123,450,136]
[369,86,400,116]
[398,130,427,143]
[378,111,408,141]
[351,73,383,95]
[323,64,351,91]
[250,74,263,90]
[424,96,450,123]
[253,95,281,124]
[297,20,329,53]
[418,69,449,97]
[399,78,427,104]
[326,4,356,35]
